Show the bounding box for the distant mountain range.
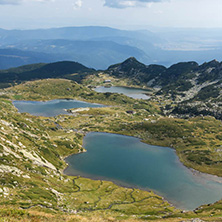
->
[0,48,58,70]
[2,26,222,70]
[6,39,149,70]
[0,26,159,43]
[0,26,157,69]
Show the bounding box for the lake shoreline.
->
[63,131,222,211]
[63,132,177,209]
[94,85,151,100]
[68,131,222,184]
[12,99,104,117]
[63,155,176,210]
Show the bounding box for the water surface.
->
[94,86,150,99]
[64,132,222,210]
[13,99,103,117]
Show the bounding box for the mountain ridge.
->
[107,57,222,119]
[2,56,222,120]
[0,60,94,88]
[3,26,222,70]
[0,39,150,69]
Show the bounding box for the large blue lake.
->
[64,132,222,210]
[13,99,103,117]
[94,86,150,100]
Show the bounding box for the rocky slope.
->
[107,57,222,119]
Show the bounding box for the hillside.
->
[107,57,222,119]
[2,57,222,120]
[0,79,182,221]
[0,79,222,221]
[0,61,94,88]
[107,57,198,88]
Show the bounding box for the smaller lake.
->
[64,132,222,210]
[94,86,150,100]
[13,99,103,117]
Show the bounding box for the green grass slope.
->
[0,78,222,221]
[0,61,94,88]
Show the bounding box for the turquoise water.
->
[94,86,150,100]
[13,99,103,117]
[64,132,222,210]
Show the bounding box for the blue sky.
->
[0,0,221,29]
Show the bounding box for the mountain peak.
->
[208,59,220,66]
[200,59,220,69]
[124,57,138,62]
[122,57,144,66]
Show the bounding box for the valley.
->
[0,68,222,221]
[0,58,222,221]
[1,0,222,220]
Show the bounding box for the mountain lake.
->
[13,99,103,117]
[13,100,222,210]
[94,86,151,100]
[64,132,222,210]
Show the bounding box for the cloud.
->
[104,0,166,8]
[0,0,52,5]
[73,0,82,9]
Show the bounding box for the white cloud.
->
[73,0,82,9]
[120,1,136,7]
[104,0,166,8]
